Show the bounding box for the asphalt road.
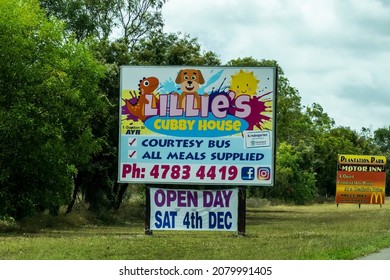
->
[357,247,390,260]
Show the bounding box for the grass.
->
[1,199,390,260]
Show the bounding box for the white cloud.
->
[162,0,390,131]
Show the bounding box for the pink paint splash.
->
[244,92,272,130]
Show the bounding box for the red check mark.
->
[129,138,136,146]
[129,151,136,158]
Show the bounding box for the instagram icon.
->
[257,167,271,180]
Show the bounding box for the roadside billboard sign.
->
[336,154,386,205]
[118,66,277,186]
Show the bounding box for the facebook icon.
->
[241,167,255,180]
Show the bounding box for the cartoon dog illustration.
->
[175,69,205,110]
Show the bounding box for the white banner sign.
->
[150,188,238,231]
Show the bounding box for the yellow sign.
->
[338,155,386,165]
[336,154,386,205]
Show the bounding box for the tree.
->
[308,123,382,197]
[40,0,166,45]
[0,0,106,219]
[374,126,390,153]
[131,31,221,66]
[270,142,317,204]
[374,126,390,195]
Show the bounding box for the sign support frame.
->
[237,186,246,236]
[145,185,153,235]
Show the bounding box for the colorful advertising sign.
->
[336,154,386,204]
[118,66,277,186]
[150,188,238,231]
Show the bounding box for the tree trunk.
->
[66,177,80,214]
[114,183,128,210]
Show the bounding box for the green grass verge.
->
[1,201,390,260]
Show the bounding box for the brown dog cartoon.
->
[175,69,205,110]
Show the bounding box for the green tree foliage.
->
[374,126,390,153]
[0,0,106,219]
[131,31,221,66]
[272,143,317,204]
[374,126,390,195]
[40,0,166,44]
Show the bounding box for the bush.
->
[270,142,317,204]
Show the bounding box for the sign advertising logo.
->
[370,192,384,204]
[257,167,271,180]
[118,66,277,186]
[336,154,386,205]
[241,167,255,180]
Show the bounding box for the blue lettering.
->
[209,212,216,229]
[155,210,162,229]
[208,211,233,229]
[155,211,178,229]
[225,211,232,229]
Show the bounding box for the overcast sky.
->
[162,0,390,132]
